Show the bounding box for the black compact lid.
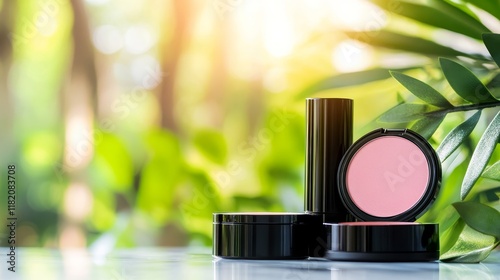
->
[213,212,321,224]
[337,128,441,221]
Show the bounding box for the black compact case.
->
[212,213,322,259]
[322,128,441,262]
[323,222,440,262]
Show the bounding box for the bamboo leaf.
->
[440,58,498,103]
[410,114,445,139]
[461,111,500,199]
[370,0,490,40]
[346,30,467,57]
[483,161,500,181]
[378,103,429,122]
[437,111,481,161]
[464,1,500,21]
[453,201,500,239]
[299,67,415,97]
[391,71,453,108]
[482,33,500,68]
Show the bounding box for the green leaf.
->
[299,67,415,97]
[370,0,490,40]
[138,130,183,223]
[483,161,500,181]
[465,1,500,21]
[462,111,500,199]
[440,218,466,255]
[440,58,498,103]
[440,225,499,263]
[453,201,500,239]
[478,186,500,202]
[91,133,134,191]
[184,169,221,212]
[437,110,481,161]
[378,103,430,122]
[483,33,500,67]
[485,73,500,99]
[391,71,453,108]
[193,129,228,165]
[345,30,467,57]
[410,114,445,139]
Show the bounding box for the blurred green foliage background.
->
[0,0,499,258]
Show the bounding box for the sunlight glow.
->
[124,24,156,54]
[64,182,93,222]
[93,25,123,54]
[332,40,373,72]
[330,0,386,30]
[64,113,94,170]
[264,7,295,58]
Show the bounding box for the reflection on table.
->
[0,248,498,280]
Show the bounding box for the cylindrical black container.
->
[305,98,353,223]
[323,222,440,262]
[213,213,322,259]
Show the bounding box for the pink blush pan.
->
[337,129,441,222]
[346,136,429,217]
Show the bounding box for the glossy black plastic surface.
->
[337,128,441,221]
[213,213,322,259]
[323,223,440,262]
[305,98,353,223]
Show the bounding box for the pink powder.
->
[340,221,416,226]
[346,136,430,218]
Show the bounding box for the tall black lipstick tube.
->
[305,98,353,223]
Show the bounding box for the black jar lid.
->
[213,212,319,224]
[213,212,323,259]
[322,222,440,262]
[337,128,441,221]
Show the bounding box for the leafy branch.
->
[425,101,500,116]
[381,34,500,200]
[377,33,500,262]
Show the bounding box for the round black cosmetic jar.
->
[323,222,439,262]
[213,213,322,259]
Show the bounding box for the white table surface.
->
[1,247,499,280]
